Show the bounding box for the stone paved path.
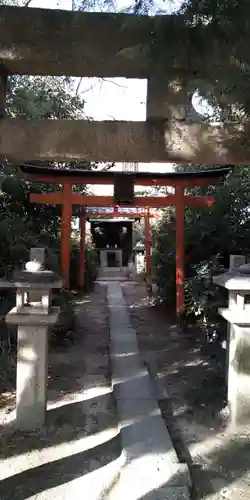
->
[106,282,190,500]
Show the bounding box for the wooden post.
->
[175,185,185,316]
[79,212,86,289]
[61,182,72,288]
[145,208,151,292]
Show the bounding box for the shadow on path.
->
[0,433,121,500]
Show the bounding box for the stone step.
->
[98,267,130,280]
[97,277,129,282]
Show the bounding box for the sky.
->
[29,0,212,194]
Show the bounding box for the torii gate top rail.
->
[20,165,229,186]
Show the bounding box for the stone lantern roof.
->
[213,263,250,291]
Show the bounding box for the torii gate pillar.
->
[79,211,86,289]
[144,208,152,290]
[61,182,72,289]
[175,186,185,316]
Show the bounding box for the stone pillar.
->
[15,323,49,428]
[228,321,250,427]
[146,75,187,121]
[116,249,123,267]
[213,263,250,427]
[100,249,108,270]
[226,255,246,389]
[4,262,62,430]
[30,247,45,266]
[229,255,246,269]
[29,248,46,303]
[135,252,145,274]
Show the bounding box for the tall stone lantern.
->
[213,263,250,427]
[1,260,62,430]
[133,242,145,275]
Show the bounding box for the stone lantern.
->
[133,242,145,275]
[1,259,62,430]
[213,262,250,427]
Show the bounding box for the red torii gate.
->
[79,207,155,288]
[21,165,229,316]
[86,207,159,286]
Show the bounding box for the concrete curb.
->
[95,453,124,500]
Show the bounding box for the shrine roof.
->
[20,165,231,183]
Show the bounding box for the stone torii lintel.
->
[0,119,248,165]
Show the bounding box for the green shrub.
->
[184,257,227,321]
[69,242,99,292]
[84,246,99,292]
[52,288,76,343]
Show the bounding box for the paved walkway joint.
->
[107,283,191,500]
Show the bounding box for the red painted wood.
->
[29,184,216,315]
[30,193,215,208]
[175,185,185,315]
[185,196,215,207]
[61,182,72,288]
[86,212,145,218]
[145,207,151,278]
[79,213,86,289]
[30,192,64,204]
[30,193,175,206]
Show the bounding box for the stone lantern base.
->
[6,307,60,430]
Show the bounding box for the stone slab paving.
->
[106,282,191,500]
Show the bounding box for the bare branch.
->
[75,77,83,95]
[102,78,128,89]
[100,161,115,171]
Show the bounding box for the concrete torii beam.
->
[0,6,201,79]
[0,118,249,164]
[0,5,238,81]
[0,6,152,78]
[0,6,249,165]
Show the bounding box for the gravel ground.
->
[0,283,120,500]
[122,282,250,500]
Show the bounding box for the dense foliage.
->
[0,75,88,276]
[152,166,250,331]
[0,74,99,389]
[72,0,250,119]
